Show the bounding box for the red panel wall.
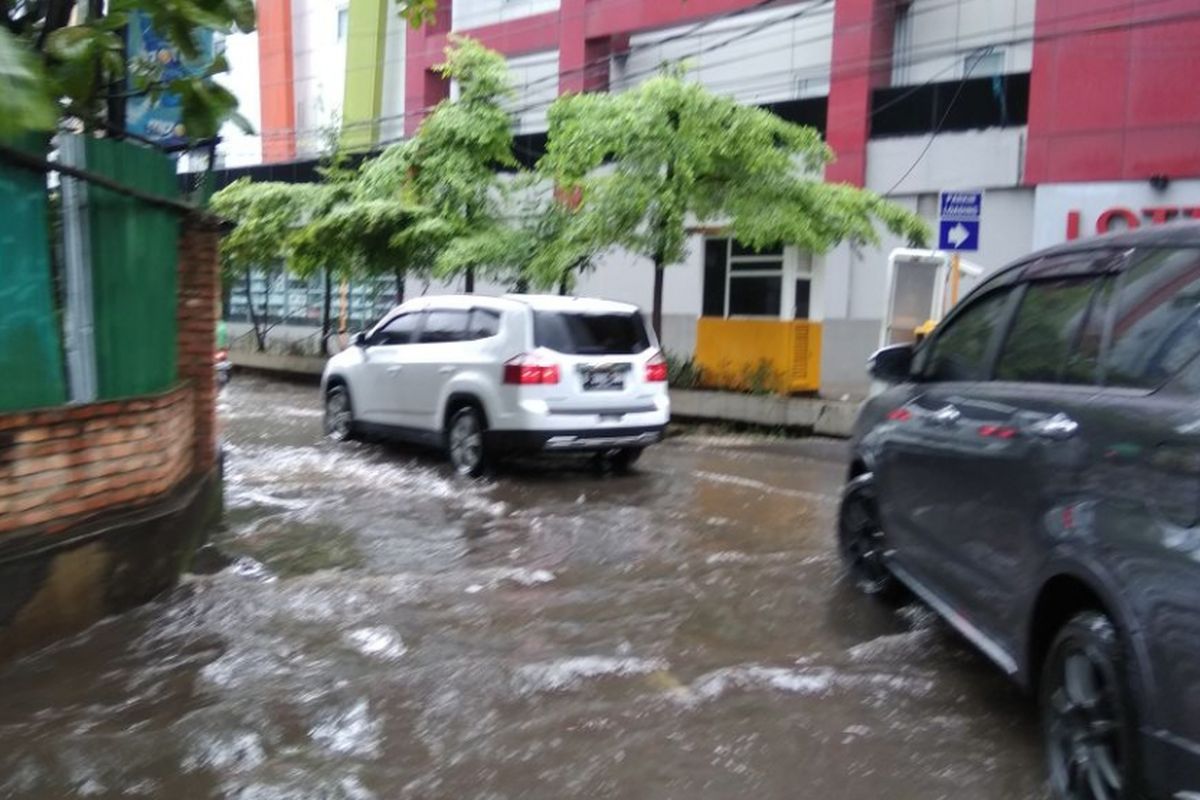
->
[825,0,894,186]
[257,0,296,163]
[404,0,809,135]
[1025,0,1200,184]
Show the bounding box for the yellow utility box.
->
[694,318,822,394]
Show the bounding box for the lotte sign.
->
[1033,181,1200,249]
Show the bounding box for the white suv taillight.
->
[645,350,668,383]
[503,353,560,385]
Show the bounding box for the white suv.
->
[321,294,671,475]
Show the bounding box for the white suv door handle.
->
[1029,412,1078,440]
[387,366,404,373]
[438,366,454,374]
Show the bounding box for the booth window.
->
[703,238,811,319]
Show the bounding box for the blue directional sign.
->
[938,190,982,252]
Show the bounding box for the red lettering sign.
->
[1065,205,1200,240]
[1142,207,1176,225]
[1097,207,1141,234]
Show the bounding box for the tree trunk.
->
[320,269,333,356]
[514,278,529,294]
[464,266,475,294]
[651,260,665,342]
[245,271,266,352]
[395,269,406,304]
[558,276,569,296]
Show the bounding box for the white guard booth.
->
[868,249,986,398]
[880,248,986,348]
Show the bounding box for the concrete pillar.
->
[825,0,896,186]
[257,0,296,162]
[176,217,220,474]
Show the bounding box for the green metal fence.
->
[0,136,183,413]
[85,138,181,399]
[0,136,67,412]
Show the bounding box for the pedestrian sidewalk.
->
[229,352,861,438]
[669,389,860,438]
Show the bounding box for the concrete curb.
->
[226,353,861,438]
[669,389,860,438]
[229,350,327,377]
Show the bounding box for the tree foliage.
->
[358,35,520,287]
[210,37,524,291]
[208,179,346,277]
[540,68,931,333]
[0,0,437,141]
[435,186,595,290]
[1,0,255,139]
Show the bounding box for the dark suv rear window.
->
[533,311,651,355]
[1107,247,1200,389]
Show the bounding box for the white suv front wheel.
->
[447,406,488,477]
[324,385,355,441]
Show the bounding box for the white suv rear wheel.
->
[447,407,488,477]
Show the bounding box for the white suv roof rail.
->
[503,293,642,314]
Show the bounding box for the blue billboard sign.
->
[125,13,215,146]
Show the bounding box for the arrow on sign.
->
[947,222,971,248]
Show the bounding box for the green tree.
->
[357,35,520,292]
[540,69,930,337]
[0,0,438,141]
[209,179,349,351]
[210,36,546,356]
[435,181,602,293]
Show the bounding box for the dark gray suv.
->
[842,223,1200,800]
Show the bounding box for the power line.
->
[881,48,985,197]
[246,0,981,130]
[214,1,1200,158]
[417,0,1197,148]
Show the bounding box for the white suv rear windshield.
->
[533,311,651,355]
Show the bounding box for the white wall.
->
[892,0,1035,86]
[453,0,560,30]
[293,0,349,157]
[865,128,1027,195]
[611,4,834,105]
[379,3,408,146]
[1032,181,1200,250]
[213,30,262,168]
[504,50,559,134]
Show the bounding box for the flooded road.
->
[0,376,1047,799]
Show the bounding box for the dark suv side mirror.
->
[352,331,368,348]
[868,344,915,384]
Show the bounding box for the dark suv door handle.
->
[1028,412,1079,440]
[931,404,961,425]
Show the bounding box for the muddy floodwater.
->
[0,376,1048,799]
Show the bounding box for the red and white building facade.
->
[218,0,1200,396]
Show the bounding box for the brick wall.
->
[0,388,194,534]
[176,218,220,475]
[0,213,221,538]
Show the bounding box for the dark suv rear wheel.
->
[837,473,902,601]
[1040,611,1139,800]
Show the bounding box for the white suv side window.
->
[418,310,469,344]
[372,312,421,346]
[467,309,500,340]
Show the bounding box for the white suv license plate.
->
[583,371,624,391]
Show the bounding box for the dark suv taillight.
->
[503,354,560,385]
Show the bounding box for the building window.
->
[965,49,1005,79]
[702,238,812,319]
[337,7,349,42]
